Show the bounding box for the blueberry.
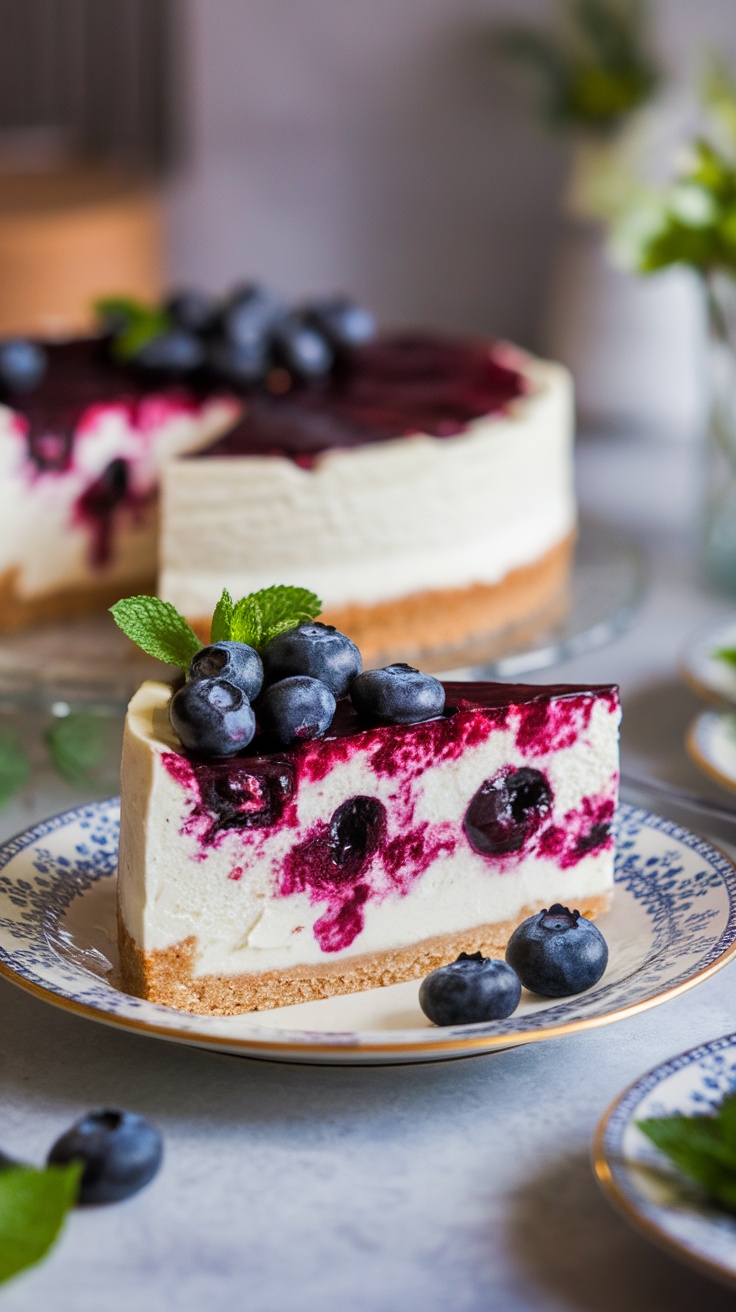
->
[0,339,47,392]
[207,335,270,385]
[133,329,205,375]
[47,1109,162,1205]
[350,663,445,724]
[258,676,336,745]
[219,284,286,347]
[464,768,552,857]
[304,297,376,347]
[165,289,215,334]
[170,678,256,756]
[419,952,521,1026]
[189,641,263,700]
[329,796,386,874]
[271,315,334,380]
[263,623,361,697]
[505,904,609,998]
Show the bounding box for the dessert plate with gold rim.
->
[0,800,735,1066]
[594,1032,736,1291]
[680,616,736,707]
[687,709,736,797]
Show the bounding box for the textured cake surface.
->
[118,678,620,1014]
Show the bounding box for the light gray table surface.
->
[3,432,736,1312]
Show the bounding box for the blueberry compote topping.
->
[463,767,552,857]
[75,457,131,567]
[164,754,295,841]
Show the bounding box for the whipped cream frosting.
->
[118,679,619,980]
[159,355,574,618]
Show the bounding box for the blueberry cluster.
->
[109,285,376,386]
[419,905,608,1026]
[169,623,447,756]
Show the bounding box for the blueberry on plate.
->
[505,903,609,998]
[263,622,361,697]
[133,329,205,375]
[271,315,334,380]
[419,952,521,1026]
[259,675,336,746]
[170,678,256,756]
[207,335,271,386]
[189,641,263,701]
[304,297,376,348]
[164,289,215,334]
[350,664,445,725]
[0,338,47,392]
[219,284,285,347]
[48,1109,162,1205]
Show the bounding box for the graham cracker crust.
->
[119,890,611,1016]
[189,533,573,667]
[0,567,156,633]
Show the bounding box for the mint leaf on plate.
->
[714,646,736,669]
[0,1162,81,1285]
[638,1091,736,1213]
[210,588,234,644]
[45,714,111,786]
[110,596,202,668]
[0,731,31,809]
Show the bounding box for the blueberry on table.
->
[190,641,263,701]
[505,904,609,997]
[271,315,334,380]
[350,664,445,724]
[259,676,336,746]
[47,1109,162,1205]
[304,297,376,347]
[263,623,361,697]
[165,289,215,334]
[208,336,270,386]
[133,329,205,375]
[419,952,522,1026]
[170,678,256,756]
[0,338,47,392]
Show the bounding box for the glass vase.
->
[703,272,736,592]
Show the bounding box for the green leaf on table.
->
[638,1091,736,1214]
[0,1162,81,1285]
[714,646,736,668]
[0,732,31,809]
[45,714,110,787]
[210,588,234,644]
[110,595,202,669]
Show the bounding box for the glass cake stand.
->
[0,517,644,715]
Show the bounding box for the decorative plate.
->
[0,801,734,1066]
[680,617,736,707]
[594,1032,736,1290]
[686,709,736,797]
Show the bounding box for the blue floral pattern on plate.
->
[0,800,735,1065]
[596,1032,736,1289]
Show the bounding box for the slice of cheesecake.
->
[118,677,620,1015]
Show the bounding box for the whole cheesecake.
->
[160,336,575,665]
[118,676,619,1016]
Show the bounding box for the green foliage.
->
[210,588,235,644]
[109,596,203,668]
[93,295,171,361]
[0,731,31,808]
[497,0,659,133]
[638,1091,736,1213]
[0,1162,81,1285]
[45,714,111,787]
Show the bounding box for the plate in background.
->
[0,800,734,1065]
[595,1032,736,1290]
[687,709,736,797]
[680,617,736,707]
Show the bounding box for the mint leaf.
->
[45,713,111,786]
[210,588,234,644]
[252,585,322,644]
[0,732,31,809]
[110,596,202,668]
[230,596,264,648]
[638,1099,736,1213]
[113,308,171,362]
[715,646,736,668]
[93,295,150,330]
[0,1162,81,1285]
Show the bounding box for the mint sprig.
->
[0,731,31,808]
[638,1090,736,1213]
[93,295,171,361]
[0,1162,81,1285]
[111,585,322,669]
[110,596,203,668]
[715,646,736,669]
